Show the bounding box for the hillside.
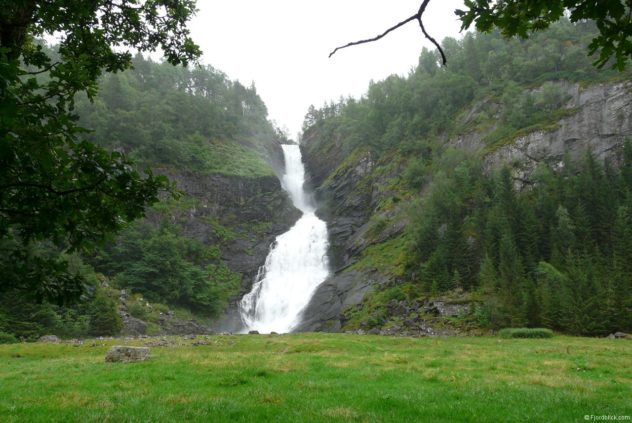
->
[0,54,299,340]
[298,20,632,336]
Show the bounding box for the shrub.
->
[498,328,554,338]
[88,289,123,336]
[128,301,149,320]
[0,331,18,344]
[403,157,428,189]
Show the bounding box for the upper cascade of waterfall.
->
[280,144,313,213]
[238,143,329,333]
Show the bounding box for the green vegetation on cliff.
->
[76,54,280,177]
[304,20,629,162]
[303,20,632,336]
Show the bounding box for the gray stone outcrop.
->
[485,81,632,183]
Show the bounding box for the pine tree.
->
[550,205,576,265]
[621,140,632,191]
[478,254,499,294]
[88,289,122,337]
[497,233,528,326]
[524,282,541,327]
[535,261,570,331]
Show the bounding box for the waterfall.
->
[238,144,329,333]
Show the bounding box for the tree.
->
[0,1,201,302]
[331,0,632,69]
[88,287,123,337]
[457,0,632,70]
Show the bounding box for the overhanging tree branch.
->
[417,15,446,65]
[0,176,108,196]
[328,14,419,58]
[328,0,447,65]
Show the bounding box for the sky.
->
[188,1,465,139]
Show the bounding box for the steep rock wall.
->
[299,145,398,331]
[452,81,632,180]
[139,147,301,333]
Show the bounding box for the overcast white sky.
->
[188,1,465,138]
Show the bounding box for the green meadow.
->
[1,334,630,422]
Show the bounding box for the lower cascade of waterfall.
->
[238,144,329,333]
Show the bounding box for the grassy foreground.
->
[1,334,630,422]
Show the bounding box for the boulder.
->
[105,346,150,363]
[121,315,147,336]
[614,332,630,339]
[424,301,470,317]
[38,335,60,343]
[248,330,260,335]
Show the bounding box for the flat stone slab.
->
[105,346,150,363]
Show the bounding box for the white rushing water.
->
[239,144,329,333]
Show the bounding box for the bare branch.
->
[417,18,447,65]
[328,14,418,58]
[329,0,447,66]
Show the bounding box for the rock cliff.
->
[455,81,632,180]
[167,157,301,333]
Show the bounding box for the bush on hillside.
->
[0,331,18,344]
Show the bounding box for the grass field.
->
[1,334,630,422]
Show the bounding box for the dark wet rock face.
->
[298,131,386,332]
[294,270,386,333]
[310,153,375,270]
[149,168,300,333]
[151,171,301,289]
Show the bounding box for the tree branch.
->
[328,0,447,65]
[23,62,60,75]
[417,16,447,65]
[328,14,419,58]
[0,176,108,196]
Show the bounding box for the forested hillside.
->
[299,19,632,336]
[0,53,297,341]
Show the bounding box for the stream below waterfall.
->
[238,144,329,333]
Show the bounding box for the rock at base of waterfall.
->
[248,330,260,335]
[105,346,150,363]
